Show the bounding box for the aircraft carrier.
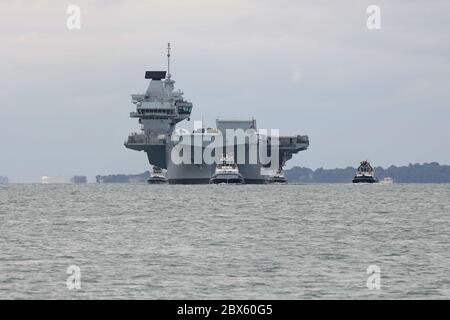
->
[125,44,309,184]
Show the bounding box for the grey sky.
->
[1,0,449,182]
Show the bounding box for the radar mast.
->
[167,42,171,79]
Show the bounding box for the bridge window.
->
[178,106,192,114]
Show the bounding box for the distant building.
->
[0,176,8,184]
[96,171,150,183]
[71,176,87,184]
[41,176,50,184]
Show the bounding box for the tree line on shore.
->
[94,162,450,183]
[3,163,448,184]
[284,162,450,183]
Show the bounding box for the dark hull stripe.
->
[352,177,379,183]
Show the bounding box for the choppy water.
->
[0,183,449,299]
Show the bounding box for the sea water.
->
[0,184,449,299]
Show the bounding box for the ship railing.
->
[125,133,165,145]
[276,135,309,146]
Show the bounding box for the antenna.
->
[167,42,171,79]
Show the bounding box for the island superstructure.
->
[125,44,309,184]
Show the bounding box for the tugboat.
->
[147,167,168,184]
[267,168,287,184]
[352,160,379,183]
[210,154,245,184]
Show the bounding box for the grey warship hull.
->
[166,162,266,184]
[124,44,309,184]
[126,133,309,184]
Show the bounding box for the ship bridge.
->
[125,71,193,143]
[125,44,194,168]
[128,71,192,128]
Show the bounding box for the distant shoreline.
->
[91,162,450,184]
[285,162,450,183]
[3,162,450,184]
